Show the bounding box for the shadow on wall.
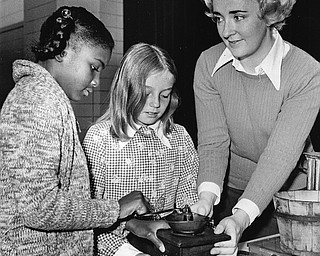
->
[281,2,320,150]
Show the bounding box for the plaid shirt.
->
[83,121,199,255]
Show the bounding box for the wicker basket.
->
[273,190,320,256]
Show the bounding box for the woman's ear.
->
[55,50,67,62]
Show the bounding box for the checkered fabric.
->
[83,121,199,255]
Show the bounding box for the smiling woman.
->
[210,0,274,71]
[190,0,320,255]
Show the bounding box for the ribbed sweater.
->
[0,60,120,255]
[193,42,320,212]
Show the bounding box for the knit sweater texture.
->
[194,42,320,212]
[0,60,119,255]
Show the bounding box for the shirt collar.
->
[211,29,290,91]
[118,121,172,150]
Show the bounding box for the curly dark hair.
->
[32,6,114,61]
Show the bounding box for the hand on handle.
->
[118,191,150,219]
[190,191,216,217]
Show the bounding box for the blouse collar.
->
[118,121,172,150]
[211,29,290,91]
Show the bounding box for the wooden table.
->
[246,234,292,256]
[128,227,231,256]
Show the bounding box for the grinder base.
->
[128,226,230,256]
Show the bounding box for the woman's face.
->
[54,44,111,102]
[212,0,273,67]
[136,70,174,126]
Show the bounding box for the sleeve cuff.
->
[198,182,221,205]
[232,198,260,225]
[114,243,142,256]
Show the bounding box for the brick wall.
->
[0,22,24,105]
[68,0,124,141]
[0,0,23,27]
[0,0,24,105]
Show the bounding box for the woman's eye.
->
[234,15,244,21]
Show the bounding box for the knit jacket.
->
[194,42,320,212]
[0,60,119,256]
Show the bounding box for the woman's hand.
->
[190,191,216,217]
[126,219,170,253]
[210,209,250,256]
[118,191,150,219]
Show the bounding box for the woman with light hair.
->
[191,0,320,255]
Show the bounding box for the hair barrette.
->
[91,81,98,88]
[61,9,72,19]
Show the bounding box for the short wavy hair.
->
[202,0,296,30]
[97,42,179,141]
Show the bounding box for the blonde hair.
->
[97,42,179,140]
[202,0,296,30]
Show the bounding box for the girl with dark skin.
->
[0,6,149,255]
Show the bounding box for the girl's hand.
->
[118,191,150,219]
[210,209,250,255]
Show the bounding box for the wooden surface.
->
[247,235,291,256]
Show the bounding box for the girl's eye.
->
[161,94,171,99]
[91,65,99,72]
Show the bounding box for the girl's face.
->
[136,70,174,126]
[212,0,274,68]
[54,44,111,102]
